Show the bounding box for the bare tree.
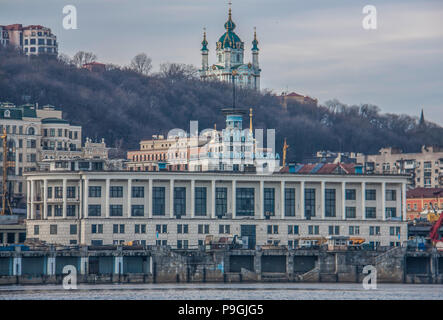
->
[130,53,152,75]
[72,51,97,68]
[57,53,72,65]
[159,62,198,80]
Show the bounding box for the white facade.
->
[25,171,408,248]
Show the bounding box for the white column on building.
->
[342,181,346,220]
[170,179,174,218]
[320,181,325,219]
[62,178,67,219]
[30,180,35,219]
[211,180,216,219]
[381,182,386,221]
[300,181,305,219]
[259,180,264,219]
[280,180,285,219]
[361,182,366,220]
[232,180,236,219]
[26,181,31,219]
[84,178,89,218]
[402,182,407,221]
[127,179,132,218]
[105,178,110,218]
[78,180,82,219]
[148,179,152,218]
[43,179,48,219]
[190,180,195,218]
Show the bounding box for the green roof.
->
[41,117,69,124]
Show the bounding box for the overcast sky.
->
[2,0,443,124]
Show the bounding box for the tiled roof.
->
[407,187,443,199]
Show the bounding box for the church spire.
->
[419,108,426,128]
[252,26,259,51]
[224,1,236,31]
[201,28,208,51]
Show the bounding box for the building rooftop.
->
[407,187,443,199]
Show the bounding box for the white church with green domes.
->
[199,4,261,90]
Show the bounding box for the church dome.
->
[217,6,243,49]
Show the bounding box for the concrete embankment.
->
[0,246,442,285]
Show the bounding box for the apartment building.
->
[0,26,9,46]
[25,170,408,248]
[127,134,189,172]
[2,24,57,56]
[0,102,89,207]
[356,146,443,189]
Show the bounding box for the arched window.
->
[27,127,35,135]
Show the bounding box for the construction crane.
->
[429,209,443,251]
[0,128,12,216]
[282,138,289,167]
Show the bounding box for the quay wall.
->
[0,246,442,285]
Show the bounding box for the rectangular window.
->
[264,188,275,215]
[328,225,340,235]
[308,225,319,235]
[132,186,144,198]
[67,205,76,217]
[195,187,207,216]
[113,224,119,234]
[34,225,39,235]
[153,187,165,216]
[110,186,123,198]
[67,186,76,198]
[88,186,101,197]
[365,207,376,219]
[110,204,123,217]
[198,224,210,234]
[345,207,356,218]
[386,189,396,201]
[131,205,144,217]
[70,224,77,235]
[216,187,227,217]
[54,187,63,199]
[345,189,356,200]
[54,205,62,217]
[305,188,316,218]
[365,189,376,201]
[50,225,57,235]
[88,205,101,217]
[236,188,255,216]
[386,207,397,218]
[174,187,186,217]
[47,187,52,198]
[285,188,295,216]
[325,189,336,217]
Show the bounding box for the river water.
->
[0,283,442,300]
